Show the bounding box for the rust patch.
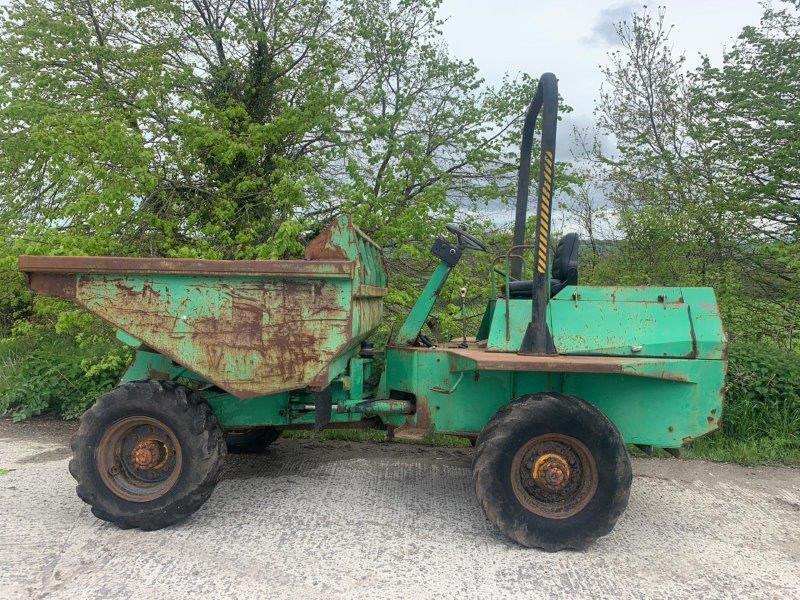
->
[183,280,346,397]
[308,366,331,391]
[74,275,368,400]
[445,348,634,374]
[304,223,349,260]
[26,273,76,299]
[706,409,721,433]
[412,396,433,431]
[354,284,388,298]
[390,426,429,441]
[19,254,353,278]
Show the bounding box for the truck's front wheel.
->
[473,392,631,550]
[69,380,225,530]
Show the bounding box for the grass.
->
[684,435,800,466]
[282,428,472,447]
[0,337,25,395]
[0,468,9,476]
[282,428,800,466]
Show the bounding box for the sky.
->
[438,0,767,228]
[439,0,765,160]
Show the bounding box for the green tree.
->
[0,0,557,418]
[0,0,538,261]
[0,0,346,259]
[592,7,736,287]
[692,0,800,348]
[588,4,800,348]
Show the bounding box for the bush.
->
[684,341,800,464]
[0,328,129,421]
[722,342,800,441]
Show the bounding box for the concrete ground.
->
[1,419,799,600]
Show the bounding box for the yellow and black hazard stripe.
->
[536,150,554,274]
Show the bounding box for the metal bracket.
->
[430,372,464,395]
[431,238,462,267]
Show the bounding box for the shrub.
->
[721,342,800,442]
[0,328,129,421]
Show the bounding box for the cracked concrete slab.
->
[1,419,798,599]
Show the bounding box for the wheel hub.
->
[511,433,598,519]
[131,438,169,470]
[532,453,571,491]
[97,416,182,503]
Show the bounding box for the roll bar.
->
[511,72,559,355]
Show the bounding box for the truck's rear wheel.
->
[69,380,225,530]
[473,392,631,550]
[226,428,282,454]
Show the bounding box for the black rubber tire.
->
[473,392,632,551]
[69,380,225,530]
[225,428,282,454]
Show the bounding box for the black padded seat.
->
[507,233,579,299]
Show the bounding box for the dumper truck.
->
[19,73,726,550]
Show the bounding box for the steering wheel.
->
[446,224,487,252]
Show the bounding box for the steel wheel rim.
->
[97,416,182,503]
[510,433,598,519]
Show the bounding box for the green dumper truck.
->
[19,74,726,550]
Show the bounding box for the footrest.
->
[314,387,332,430]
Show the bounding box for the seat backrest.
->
[552,233,579,284]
